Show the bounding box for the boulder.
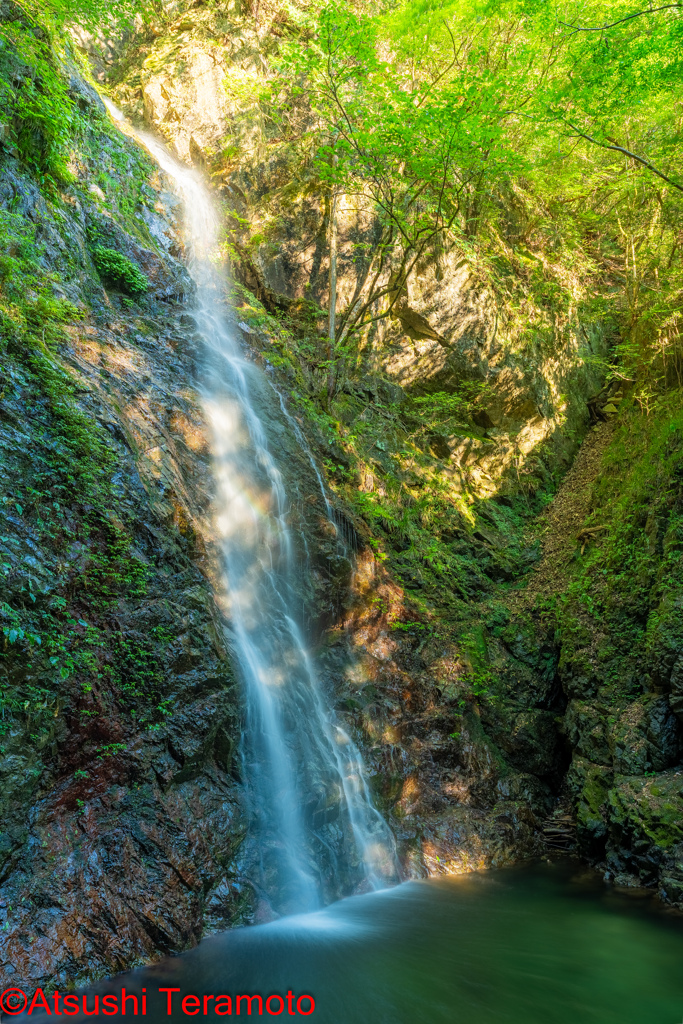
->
[609,695,682,775]
[565,700,611,764]
[606,773,683,885]
[566,756,612,855]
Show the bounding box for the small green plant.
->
[91,246,148,298]
[96,742,127,758]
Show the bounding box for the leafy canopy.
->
[272,0,683,382]
[13,0,147,30]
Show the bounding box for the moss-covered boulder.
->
[609,695,681,775]
[607,774,683,888]
[566,757,613,856]
[565,701,611,765]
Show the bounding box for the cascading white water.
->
[103,100,399,913]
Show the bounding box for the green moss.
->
[609,776,683,852]
[578,765,612,824]
[0,159,159,754]
[0,20,78,185]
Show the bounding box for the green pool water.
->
[64,862,683,1023]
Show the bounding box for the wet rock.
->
[67,73,106,114]
[495,773,554,817]
[0,108,245,988]
[565,701,611,765]
[86,209,194,301]
[670,654,683,720]
[606,773,683,888]
[558,648,600,699]
[415,801,544,877]
[659,847,683,903]
[609,695,682,774]
[566,757,613,855]
[481,707,560,776]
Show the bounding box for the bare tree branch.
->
[413,18,464,110]
[565,122,683,192]
[561,4,681,33]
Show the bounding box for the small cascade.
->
[103,99,398,913]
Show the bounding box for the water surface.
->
[66,863,683,1023]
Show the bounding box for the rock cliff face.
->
[0,14,249,986]
[484,414,683,906]
[101,0,602,828]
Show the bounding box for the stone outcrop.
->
[487,415,683,906]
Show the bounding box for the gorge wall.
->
[1,0,682,993]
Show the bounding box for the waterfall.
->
[103,100,399,914]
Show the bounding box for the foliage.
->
[549,393,683,696]
[264,0,683,389]
[0,221,175,756]
[0,3,158,191]
[0,18,78,183]
[277,0,530,345]
[11,0,148,31]
[91,245,149,297]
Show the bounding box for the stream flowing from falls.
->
[103,100,398,914]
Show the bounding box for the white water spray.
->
[103,99,398,911]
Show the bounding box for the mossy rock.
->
[565,700,611,765]
[558,645,599,699]
[608,694,681,774]
[481,706,560,776]
[566,756,613,855]
[607,774,683,882]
